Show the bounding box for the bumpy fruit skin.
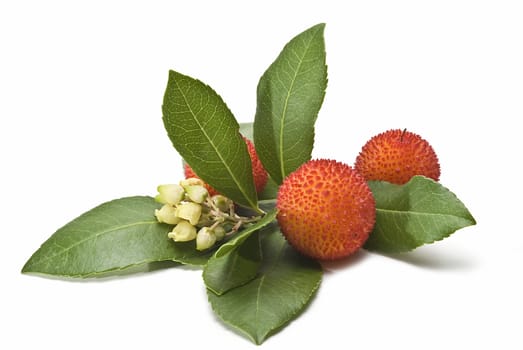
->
[276,159,376,260]
[184,136,268,196]
[244,137,269,194]
[354,129,440,185]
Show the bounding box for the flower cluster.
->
[154,178,256,250]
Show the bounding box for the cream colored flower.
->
[168,220,196,242]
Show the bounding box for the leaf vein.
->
[277,33,318,180]
[28,220,157,268]
[171,75,258,211]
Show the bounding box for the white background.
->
[1,0,522,349]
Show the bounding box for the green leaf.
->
[365,176,477,253]
[203,210,277,295]
[162,71,260,212]
[22,196,212,277]
[254,23,328,184]
[213,209,278,258]
[207,227,322,345]
[205,230,262,295]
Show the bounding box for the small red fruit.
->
[184,136,268,196]
[276,159,376,260]
[355,129,440,185]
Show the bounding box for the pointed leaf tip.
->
[207,227,322,344]
[365,176,476,253]
[254,23,328,184]
[22,196,214,278]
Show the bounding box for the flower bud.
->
[196,227,216,251]
[155,184,184,205]
[180,177,204,187]
[213,225,226,241]
[175,202,202,226]
[168,220,197,242]
[184,185,208,204]
[154,204,180,225]
[212,195,232,212]
[197,212,214,227]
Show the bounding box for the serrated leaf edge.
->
[275,24,326,181]
[207,272,321,345]
[22,220,158,274]
[368,211,475,253]
[207,235,322,345]
[366,176,477,253]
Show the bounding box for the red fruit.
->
[245,136,269,194]
[184,136,268,196]
[354,129,440,185]
[276,159,376,260]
